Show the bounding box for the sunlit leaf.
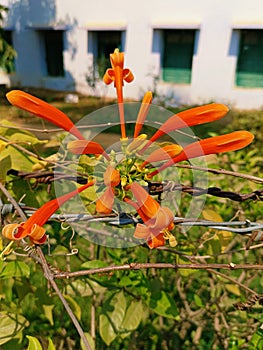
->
[202,209,232,252]
[147,290,179,319]
[43,304,54,326]
[26,335,43,350]
[0,145,38,171]
[47,338,56,350]
[194,294,204,308]
[121,300,143,331]
[0,155,11,182]
[63,295,82,321]
[109,291,126,330]
[202,209,223,222]
[0,261,30,279]
[216,230,233,252]
[250,328,263,349]
[0,313,28,345]
[99,291,127,345]
[80,333,95,350]
[81,260,108,269]
[176,255,196,276]
[99,313,117,346]
[225,284,241,296]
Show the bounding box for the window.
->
[162,29,196,84]
[236,29,263,88]
[88,30,125,77]
[42,30,64,77]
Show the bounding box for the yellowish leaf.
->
[202,209,223,222]
[225,284,241,296]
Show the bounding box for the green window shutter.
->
[236,29,263,88]
[162,29,195,84]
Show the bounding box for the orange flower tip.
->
[67,140,110,160]
[143,91,153,103]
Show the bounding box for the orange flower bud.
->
[149,130,254,178]
[67,140,110,160]
[141,144,183,168]
[6,90,84,140]
[2,181,95,244]
[140,103,229,153]
[134,91,153,138]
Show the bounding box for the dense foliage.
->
[0,91,262,350]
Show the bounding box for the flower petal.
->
[134,91,153,138]
[147,232,165,249]
[103,49,134,140]
[133,223,151,239]
[149,207,174,231]
[128,183,160,218]
[149,131,254,177]
[141,144,183,168]
[6,90,84,140]
[140,103,229,153]
[96,187,115,214]
[104,165,120,187]
[67,140,110,160]
[2,223,23,240]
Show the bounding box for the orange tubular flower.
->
[6,90,85,140]
[140,144,183,168]
[125,183,175,248]
[2,181,95,244]
[149,130,254,178]
[96,186,115,214]
[133,91,153,138]
[139,103,229,154]
[103,49,134,140]
[67,140,110,161]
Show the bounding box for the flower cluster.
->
[2,49,254,248]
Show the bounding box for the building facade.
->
[2,0,263,109]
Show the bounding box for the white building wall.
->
[4,0,263,109]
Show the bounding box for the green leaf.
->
[26,336,43,350]
[80,333,95,350]
[194,294,204,308]
[99,313,117,346]
[250,328,263,349]
[121,300,143,331]
[99,291,127,346]
[225,284,241,296]
[63,295,82,321]
[109,291,126,330]
[81,260,108,269]
[0,144,38,171]
[0,155,11,182]
[43,304,54,326]
[147,290,179,319]
[0,313,28,345]
[176,255,196,277]
[0,261,30,279]
[47,338,56,350]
